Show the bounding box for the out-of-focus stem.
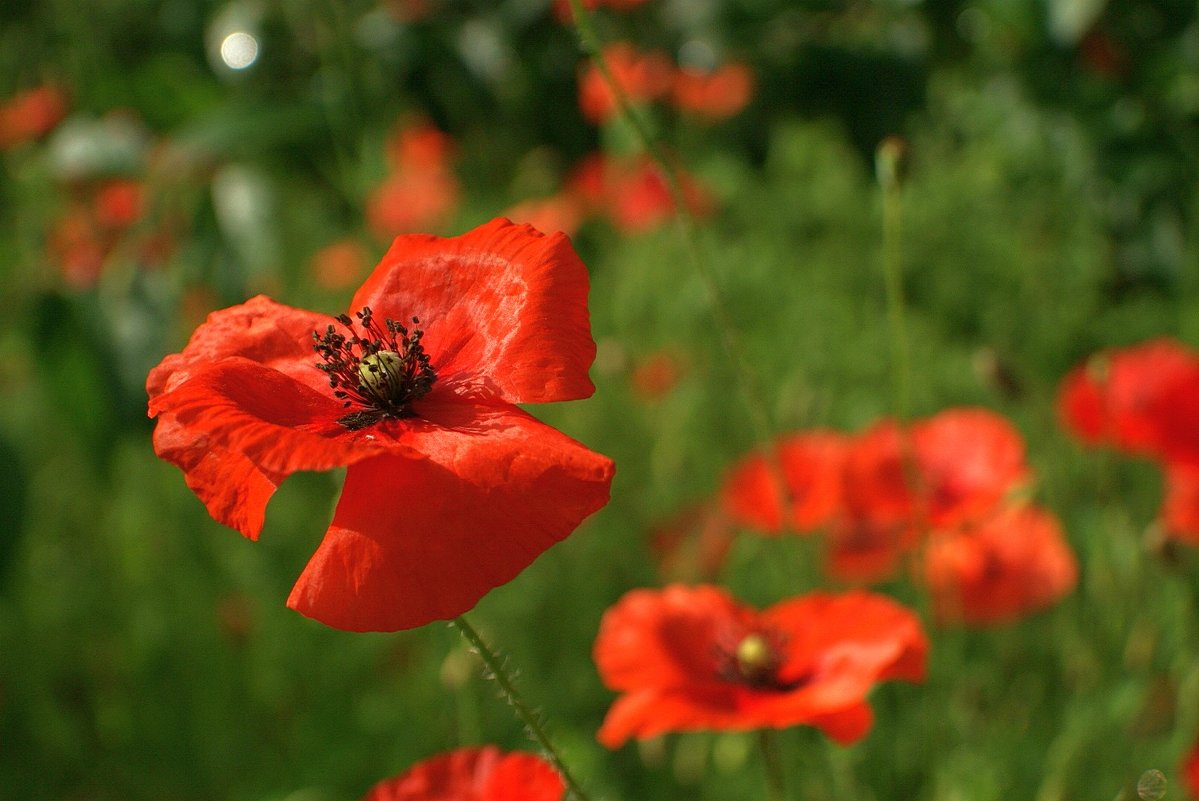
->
[451,616,592,801]
[877,137,912,425]
[758,729,787,801]
[566,0,790,509]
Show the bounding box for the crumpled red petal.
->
[352,218,596,405]
[150,357,383,476]
[147,295,333,397]
[286,403,614,631]
[152,415,285,540]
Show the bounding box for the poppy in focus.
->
[362,746,563,801]
[147,218,615,632]
[593,585,927,747]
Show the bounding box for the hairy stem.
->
[451,616,591,801]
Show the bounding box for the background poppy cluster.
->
[3,1,1199,800]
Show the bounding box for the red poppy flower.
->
[629,348,685,401]
[503,193,584,238]
[362,746,563,801]
[1183,739,1199,799]
[648,502,734,582]
[842,409,1028,532]
[922,504,1077,625]
[578,43,674,124]
[0,84,67,149]
[367,169,460,239]
[721,430,847,534]
[147,218,615,632]
[606,158,711,233]
[593,585,927,747]
[910,407,1029,529]
[824,516,917,584]
[672,63,754,120]
[1162,463,1199,545]
[310,238,371,290]
[553,0,651,22]
[1057,338,1199,457]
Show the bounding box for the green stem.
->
[880,170,911,424]
[758,729,787,801]
[566,0,790,508]
[451,616,592,801]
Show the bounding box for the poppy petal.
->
[150,357,379,475]
[765,591,928,688]
[351,218,597,405]
[147,295,333,397]
[286,404,614,631]
[152,414,284,540]
[593,584,749,692]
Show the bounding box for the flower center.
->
[734,633,781,688]
[717,630,807,692]
[312,306,437,430]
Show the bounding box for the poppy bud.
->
[875,136,909,191]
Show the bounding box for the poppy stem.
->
[451,616,593,801]
[877,138,912,424]
[757,729,788,801]
[566,0,790,510]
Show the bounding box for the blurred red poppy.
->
[842,409,1028,533]
[721,430,847,534]
[648,502,734,582]
[1162,463,1199,545]
[825,516,917,584]
[564,152,712,233]
[578,43,673,123]
[553,0,651,22]
[369,121,460,238]
[310,239,371,290]
[147,218,614,631]
[503,193,584,238]
[1183,739,1199,799]
[672,63,754,120]
[593,585,927,747]
[0,84,67,149]
[923,504,1077,625]
[362,747,563,801]
[629,348,685,400]
[1057,338,1199,457]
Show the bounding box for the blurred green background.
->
[2,0,1199,799]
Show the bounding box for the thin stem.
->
[758,729,787,801]
[451,616,592,801]
[566,0,791,508]
[878,145,912,424]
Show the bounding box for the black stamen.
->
[312,305,437,429]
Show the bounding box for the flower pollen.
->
[313,306,436,429]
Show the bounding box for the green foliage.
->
[1,1,1198,800]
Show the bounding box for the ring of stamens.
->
[312,306,437,430]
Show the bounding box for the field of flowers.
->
[2,1,1199,800]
